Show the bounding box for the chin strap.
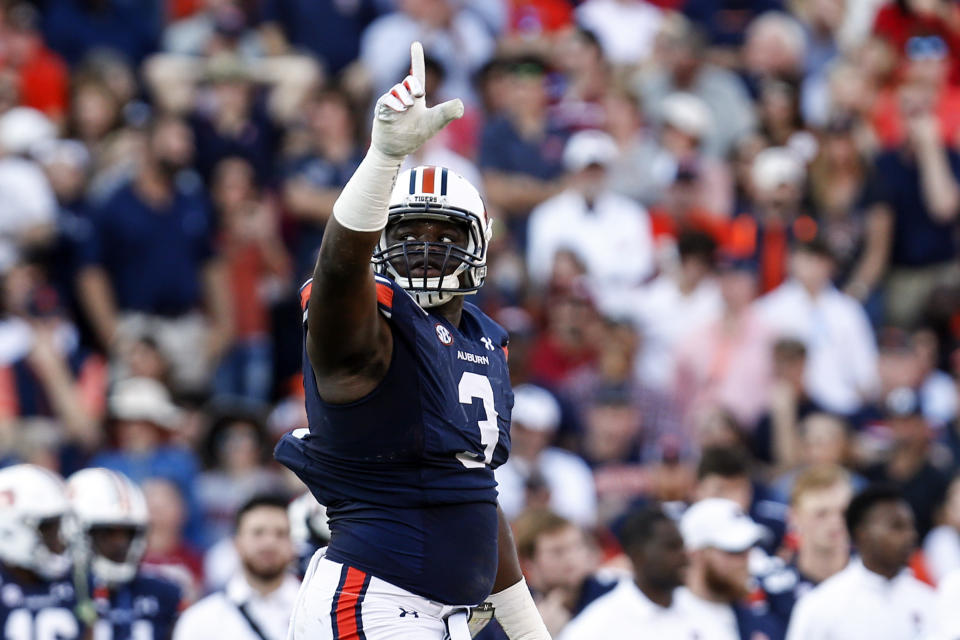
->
[487,578,552,640]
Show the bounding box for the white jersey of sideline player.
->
[786,559,935,640]
[173,573,300,640]
[559,580,700,640]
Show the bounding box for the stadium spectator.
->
[871,0,960,85]
[163,0,261,59]
[786,484,936,640]
[924,473,960,583]
[616,230,721,392]
[196,406,285,545]
[559,505,692,639]
[528,277,599,387]
[675,250,774,430]
[679,497,786,640]
[77,116,232,393]
[865,80,960,328]
[548,27,609,134]
[912,327,958,428]
[495,384,597,528]
[636,14,757,158]
[280,87,362,278]
[629,92,733,215]
[694,446,788,553]
[737,146,810,294]
[0,107,57,272]
[807,116,875,303]
[751,339,821,468]
[759,465,853,631]
[359,0,495,105]
[259,0,377,74]
[210,157,289,401]
[0,3,69,121]
[512,509,618,637]
[92,378,204,546]
[479,55,567,230]
[769,412,867,501]
[865,387,951,537]
[574,0,663,67]
[141,477,205,603]
[526,129,655,298]
[757,238,880,416]
[174,494,298,640]
[0,259,103,451]
[41,0,162,67]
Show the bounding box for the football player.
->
[288,492,331,579]
[0,464,82,640]
[275,42,550,639]
[66,468,182,640]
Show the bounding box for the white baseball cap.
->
[563,129,618,172]
[511,384,561,432]
[751,146,805,192]
[0,107,56,156]
[109,377,181,430]
[661,92,712,140]
[680,498,764,552]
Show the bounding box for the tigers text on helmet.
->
[0,464,72,580]
[372,165,492,308]
[66,468,149,586]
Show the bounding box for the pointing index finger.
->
[410,41,425,89]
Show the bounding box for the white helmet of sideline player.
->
[373,165,492,308]
[0,464,72,580]
[66,468,149,586]
[288,491,330,547]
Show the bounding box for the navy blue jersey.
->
[275,275,513,606]
[758,559,817,636]
[91,572,182,640]
[0,565,82,640]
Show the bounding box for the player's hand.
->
[370,41,464,158]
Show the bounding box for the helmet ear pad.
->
[373,166,491,308]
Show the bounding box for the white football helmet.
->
[372,165,492,308]
[66,468,148,586]
[288,491,330,547]
[0,464,72,580]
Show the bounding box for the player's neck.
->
[242,568,286,597]
[797,546,848,583]
[635,576,673,608]
[431,297,464,327]
[3,564,44,585]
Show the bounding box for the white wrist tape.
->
[488,578,551,640]
[331,146,403,232]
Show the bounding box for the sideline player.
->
[274,42,550,639]
[0,464,83,640]
[67,468,182,640]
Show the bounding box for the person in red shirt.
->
[0,3,68,122]
[873,0,960,85]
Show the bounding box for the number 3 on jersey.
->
[456,372,500,469]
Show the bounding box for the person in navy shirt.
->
[67,468,182,640]
[758,465,853,638]
[275,43,549,640]
[77,115,232,393]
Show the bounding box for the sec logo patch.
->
[435,323,453,345]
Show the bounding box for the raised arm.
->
[306,42,463,404]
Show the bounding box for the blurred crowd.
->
[1,0,960,637]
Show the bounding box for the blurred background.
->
[0,0,959,635]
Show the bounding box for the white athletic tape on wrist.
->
[488,578,551,640]
[331,146,403,233]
